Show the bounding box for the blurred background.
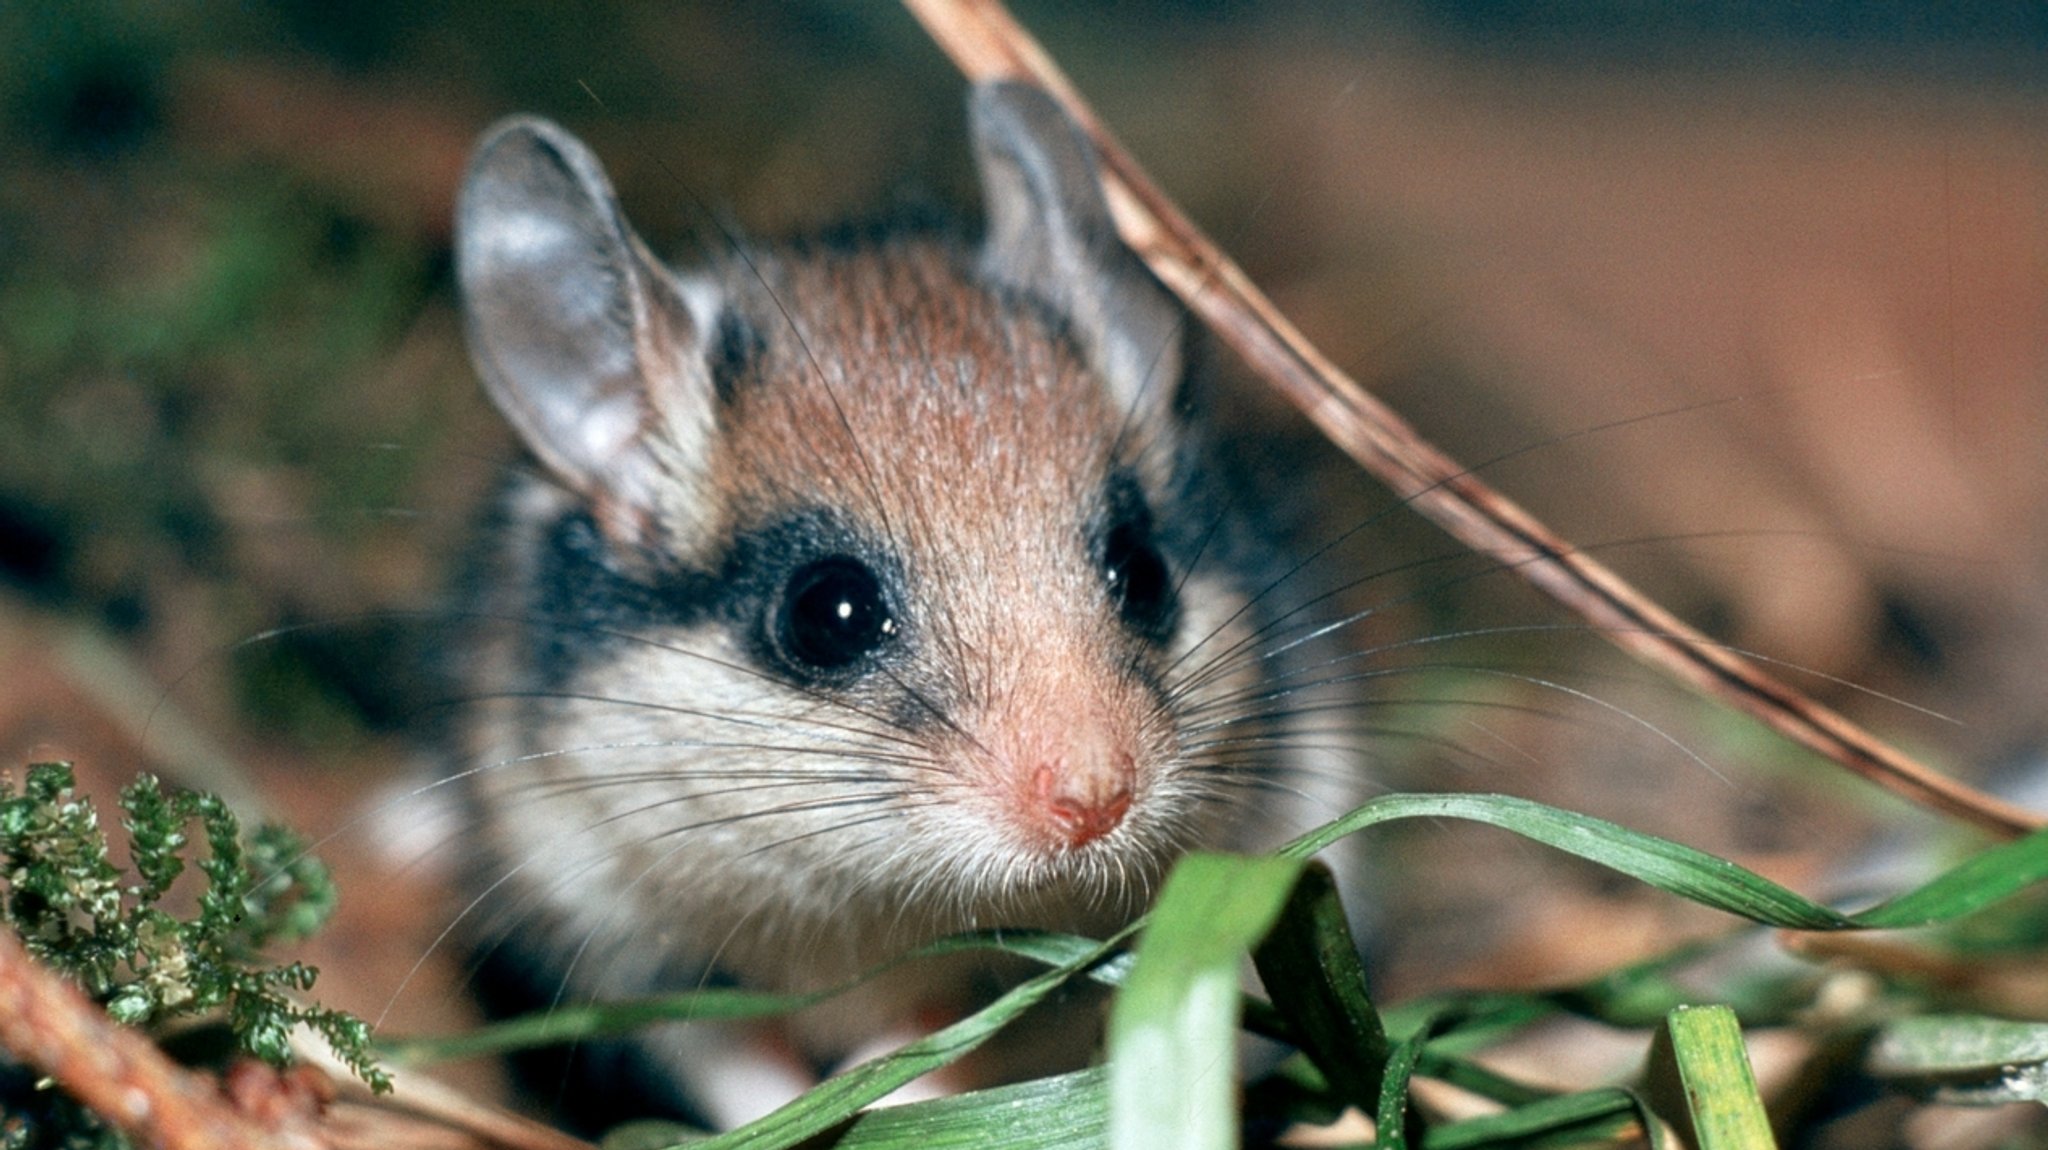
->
[3,0,2048,1128]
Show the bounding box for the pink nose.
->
[1030,760,1134,850]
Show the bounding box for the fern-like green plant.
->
[0,762,387,1150]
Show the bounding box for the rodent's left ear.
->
[971,81,1185,432]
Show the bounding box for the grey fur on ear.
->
[970,81,1185,427]
[455,116,714,535]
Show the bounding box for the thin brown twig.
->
[901,0,2044,838]
[0,917,592,1150]
[0,925,299,1150]
[293,1036,596,1150]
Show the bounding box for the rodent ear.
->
[456,116,715,544]
[971,81,1186,430]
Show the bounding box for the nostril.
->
[1016,749,1138,851]
[1044,785,1132,848]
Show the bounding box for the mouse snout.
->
[953,638,1164,859]
[974,705,1144,855]
[1030,750,1135,850]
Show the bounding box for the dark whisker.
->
[1204,660,1728,784]
[1163,383,1813,687]
[1168,525,1902,709]
[173,604,937,751]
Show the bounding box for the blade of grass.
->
[438,790,2046,1148]
[1374,1015,1437,1150]
[1241,1054,1346,1131]
[1250,863,1388,1111]
[1383,994,1553,1055]
[1868,1014,2048,1105]
[383,930,1122,1064]
[1107,853,1305,1150]
[1422,1088,1657,1150]
[381,985,828,1065]
[1285,793,2048,930]
[1415,1052,1557,1109]
[695,927,1135,1150]
[1661,1006,1777,1150]
[828,1067,1107,1150]
[1842,831,2048,927]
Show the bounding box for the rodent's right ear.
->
[456,116,717,547]
[971,82,1185,440]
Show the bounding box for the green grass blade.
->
[383,930,1121,1064]
[420,791,2048,1149]
[1285,793,2048,930]
[1241,1054,1344,1131]
[1415,1051,1556,1108]
[380,986,831,1064]
[1868,1014,2048,1105]
[1664,1005,1776,1150]
[1285,794,1847,927]
[1383,994,1552,1054]
[1249,863,1388,1111]
[1849,830,2048,928]
[1421,1088,1652,1150]
[697,927,1135,1150]
[827,1068,1108,1149]
[1374,1021,1434,1150]
[1107,853,1305,1150]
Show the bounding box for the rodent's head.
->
[451,84,1290,945]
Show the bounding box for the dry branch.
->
[0,925,299,1150]
[902,0,2044,838]
[293,1036,597,1150]
[0,916,597,1150]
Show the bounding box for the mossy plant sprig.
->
[0,762,388,1094]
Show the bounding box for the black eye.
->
[1103,521,1174,638]
[778,557,896,671]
